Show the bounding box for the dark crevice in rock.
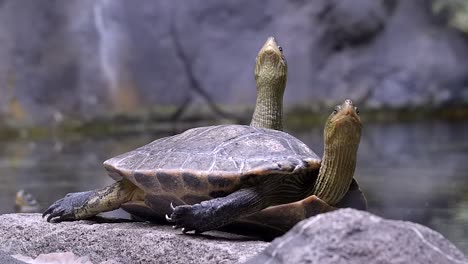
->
[169,8,240,122]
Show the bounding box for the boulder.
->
[0,214,267,264]
[247,209,467,264]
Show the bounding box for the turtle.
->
[15,189,40,213]
[246,38,366,234]
[250,36,287,131]
[43,99,366,235]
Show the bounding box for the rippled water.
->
[0,120,467,254]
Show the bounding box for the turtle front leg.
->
[238,195,333,235]
[166,179,366,234]
[239,178,367,235]
[166,187,272,234]
[43,179,139,222]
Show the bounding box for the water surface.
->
[0,120,467,254]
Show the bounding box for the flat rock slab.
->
[0,214,267,264]
[248,209,468,264]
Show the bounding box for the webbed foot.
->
[42,191,94,222]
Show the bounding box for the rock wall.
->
[0,0,467,124]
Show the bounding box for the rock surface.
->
[0,0,467,124]
[0,214,267,264]
[0,250,25,264]
[248,209,468,264]
[0,210,466,264]
[12,252,93,264]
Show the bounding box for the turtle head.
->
[324,99,362,148]
[314,100,362,204]
[254,37,287,94]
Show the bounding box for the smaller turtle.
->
[15,189,40,213]
[250,36,287,131]
[43,99,364,235]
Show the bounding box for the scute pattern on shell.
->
[104,125,319,174]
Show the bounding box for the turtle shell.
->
[103,125,321,206]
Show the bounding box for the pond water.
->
[0,120,467,254]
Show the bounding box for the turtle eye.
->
[355,107,360,115]
[278,46,283,52]
[333,105,341,114]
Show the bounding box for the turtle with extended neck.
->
[43,99,365,235]
[250,36,287,131]
[248,37,366,234]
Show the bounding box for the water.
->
[0,120,467,254]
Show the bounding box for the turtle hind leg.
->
[43,179,139,222]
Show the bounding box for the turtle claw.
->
[42,205,56,219]
[167,204,212,234]
[181,227,196,234]
[43,200,74,223]
[165,214,174,222]
[42,197,69,222]
[42,191,94,222]
[165,203,176,223]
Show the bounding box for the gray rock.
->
[0,250,26,264]
[1,210,466,264]
[247,209,467,264]
[0,214,267,264]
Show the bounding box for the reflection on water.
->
[0,120,467,253]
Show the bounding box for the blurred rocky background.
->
[0,0,468,129]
